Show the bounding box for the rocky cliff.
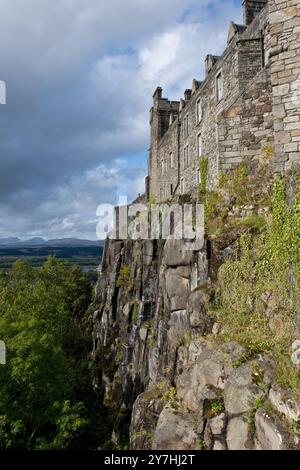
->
[92,168,300,451]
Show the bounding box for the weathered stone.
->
[213,440,227,451]
[291,348,300,366]
[255,409,290,451]
[165,269,189,311]
[176,343,245,411]
[209,413,227,436]
[224,364,264,415]
[269,386,300,422]
[226,415,251,450]
[130,391,164,450]
[163,239,194,267]
[152,408,198,451]
[167,310,189,351]
[203,423,214,450]
[188,290,213,332]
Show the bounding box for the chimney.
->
[243,0,267,26]
[153,86,163,102]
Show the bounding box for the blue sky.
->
[0,0,242,240]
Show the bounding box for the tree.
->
[0,257,103,449]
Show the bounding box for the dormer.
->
[227,21,247,44]
[205,54,220,76]
[192,79,202,95]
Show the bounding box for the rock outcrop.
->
[92,234,300,450]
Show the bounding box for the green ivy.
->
[198,158,209,196]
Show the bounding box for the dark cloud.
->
[0,0,241,239]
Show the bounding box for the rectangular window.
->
[216,72,224,101]
[196,169,201,185]
[197,134,202,158]
[184,114,189,138]
[180,177,185,194]
[184,146,189,169]
[170,152,174,169]
[170,183,173,195]
[196,98,202,123]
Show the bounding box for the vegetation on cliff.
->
[202,159,300,400]
[0,257,107,449]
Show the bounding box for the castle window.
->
[196,169,201,184]
[216,72,224,101]
[161,160,164,175]
[180,177,185,194]
[184,114,189,138]
[196,98,203,123]
[184,145,189,169]
[170,183,173,195]
[197,134,203,157]
[170,152,174,169]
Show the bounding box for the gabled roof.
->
[227,21,247,44]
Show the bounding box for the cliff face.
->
[93,231,300,450]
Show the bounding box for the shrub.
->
[132,303,139,325]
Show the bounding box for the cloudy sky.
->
[0,0,242,240]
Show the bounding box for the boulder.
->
[213,440,227,450]
[269,386,300,422]
[176,342,245,411]
[188,290,213,333]
[163,239,194,267]
[130,391,164,450]
[165,269,190,311]
[255,409,290,450]
[209,413,227,436]
[291,348,300,367]
[224,364,264,415]
[153,408,198,450]
[167,310,189,352]
[226,415,251,450]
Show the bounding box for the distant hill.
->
[0,237,103,248]
[0,237,22,245]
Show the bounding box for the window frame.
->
[183,145,189,169]
[183,113,189,138]
[196,98,203,124]
[197,133,202,158]
[216,71,224,102]
[180,177,185,194]
[170,152,174,169]
[196,169,201,185]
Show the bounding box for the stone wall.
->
[269,0,300,172]
[218,68,274,171]
[148,1,270,202]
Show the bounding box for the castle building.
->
[146,0,300,202]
